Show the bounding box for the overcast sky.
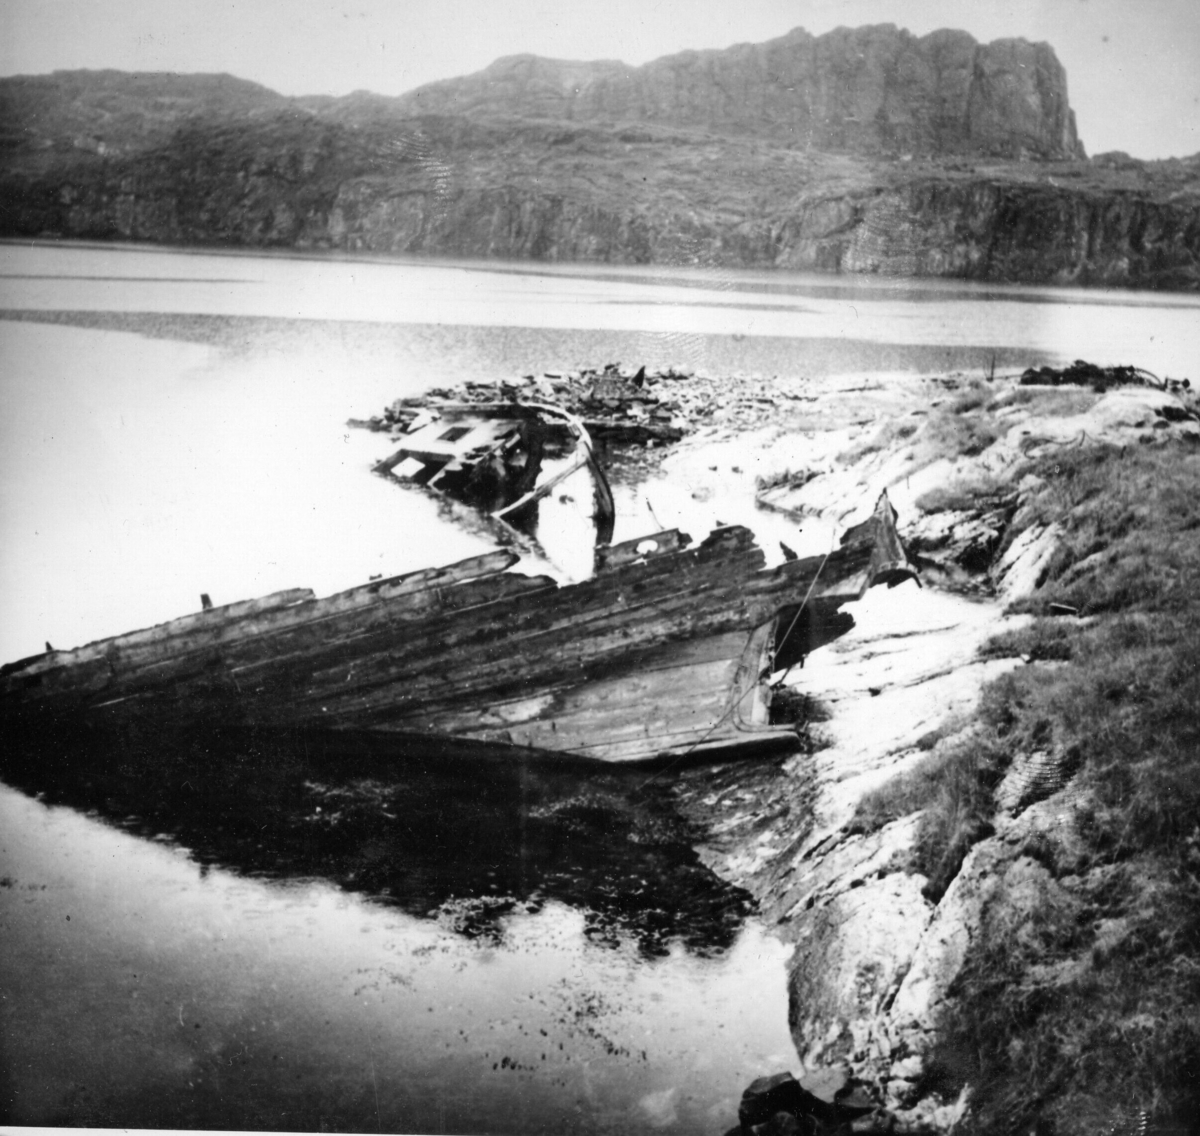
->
[2,0,1198,159]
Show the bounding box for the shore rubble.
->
[350,362,827,476]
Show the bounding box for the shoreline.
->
[4,285,1199,1127]
[7,236,1200,301]
[642,364,1198,1131]
[394,354,1197,1128]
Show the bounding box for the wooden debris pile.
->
[352,363,804,451]
[1020,359,1192,396]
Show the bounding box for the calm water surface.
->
[0,729,787,1133]
[2,242,1198,1132]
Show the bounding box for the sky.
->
[2,0,1198,159]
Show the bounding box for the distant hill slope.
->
[0,69,286,158]
[1,28,1197,291]
[394,25,1085,161]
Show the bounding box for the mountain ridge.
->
[1,25,1198,290]
[393,24,1084,160]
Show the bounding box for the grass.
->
[851,734,1005,902]
[948,380,992,415]
[755,467,817,493]
[987,386,1100,417]
[915,472,1010,514]
[838,399,1001,469]
[927,854,1200,1135]
[1005,444,1200,619]
[851,440,1200,1131]
[769,687,834,755]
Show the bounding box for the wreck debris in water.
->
[372,401,616,558]
[351,363,694,448]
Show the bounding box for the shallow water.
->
[0,731,798,1133]
[2,242,1197,1132]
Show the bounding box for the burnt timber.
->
[0,495,912,763]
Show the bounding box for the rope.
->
[769,537,836,689]
[633,538,835,794]
[645,497,663,530]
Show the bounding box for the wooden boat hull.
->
[1,496,912,763]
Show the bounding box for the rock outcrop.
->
[673,371,1200,1130]
[397,25,1085,160]
[3,32,1199,290]
[3,117,1196,289]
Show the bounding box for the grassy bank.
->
[856,440,1200,1132]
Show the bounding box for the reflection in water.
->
[0,724,800,1133]
[0,722,753,957]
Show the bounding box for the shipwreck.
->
[371,400,616,565]
[0,402,913,763]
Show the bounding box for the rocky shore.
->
[386,359,1200,1131]
[668,368,1198,1132]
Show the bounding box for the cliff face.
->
[1,26,1083,164]
[397,25,1084,160]
[797,179,1200,288]
[3,114,1194,290]
[2,33,1197,291]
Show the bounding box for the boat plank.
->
[216,549,772,692]
[98,564,553,675]
[310,624,773,742]
[5,588,316,679]
[290,583,766,707]
[2,551,521,683]
[20,542,851,722]
[330,638,746,730]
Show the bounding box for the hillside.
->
[1,26,1198,289]
[0,69,286,162]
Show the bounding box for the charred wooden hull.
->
[0,496,912,763]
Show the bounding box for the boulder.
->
[738,1072,839,1132]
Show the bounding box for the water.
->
[0,731,788,1133]
[2,241,1198,1132]
[3,241,1197,662]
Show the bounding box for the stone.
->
[788,869,933,1066]
[850,1112,896,1134]
[887,839,1004,1032]
[738,1072,840,1132]
[884,1077,920,1109]
[739,1072,807,1129]
[837,1084,879,1115]
[889,1054,924,1081]
[799,1062,851,1103]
